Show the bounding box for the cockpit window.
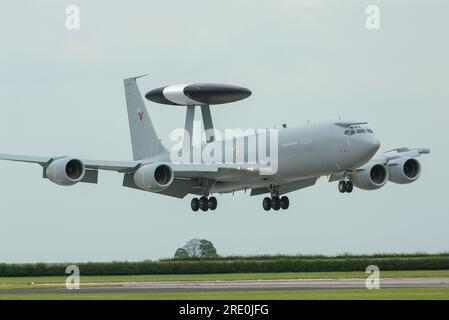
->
[347,127,372,135]
[345,129,356,135]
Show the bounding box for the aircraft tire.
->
[271,196,281,210]
[191,198,199,211]
[263,197,272,211]
[280,196,289,210]
[338,180,347,193]
[345,181,353,193]
[199,196,209,211]
[209,196,217,210]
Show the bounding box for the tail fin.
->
[124,76,166,160]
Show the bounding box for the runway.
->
[2,278,449,295]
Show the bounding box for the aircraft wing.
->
[171,163,275,181]
[122,162,273,199]
[78,159,139,172]
[328,147,430,183]
[0,153,276,177]
[0,153,139,173]
[0,153,51,165]
[375,147,430,164]
[250,177,318,196]
[0,153,276,195]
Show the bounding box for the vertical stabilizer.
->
[124,77,166,160]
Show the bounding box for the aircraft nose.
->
[366,135,380,155]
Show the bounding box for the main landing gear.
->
[191,179,217,212]
[262,185,289,211]
[262,196,289,211]
[191,196,217,212]
[338,180,353,193]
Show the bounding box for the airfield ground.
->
[1,288,449,300]
[1,270,449,300]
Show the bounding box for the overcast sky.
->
[0,0,448,263]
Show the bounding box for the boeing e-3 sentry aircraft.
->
[0,76,430,212]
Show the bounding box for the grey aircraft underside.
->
[0,76,430,211]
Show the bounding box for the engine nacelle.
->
[387,158,421,184]
[133,163,174,192]
[351,162,389,190]
[45,157,85,186]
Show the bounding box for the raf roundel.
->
[144,83,252,106]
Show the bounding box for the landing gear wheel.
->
[191,198,199,212]
[271,196,281,211]
[345,181,353,193]
[199,196,209,212]
[338,180,347,193]
[262,197,272,211]
[280,196,289,210]
[208,196,217,210]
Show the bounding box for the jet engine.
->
[351,162,389,190]
[133,163,174,192]
[387,158,421,184]
[45,157,85,186]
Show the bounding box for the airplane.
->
[0,76,430,212]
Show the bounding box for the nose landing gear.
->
[338,180,353,193]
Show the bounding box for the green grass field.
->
[1,288,448,300]
[1,269,449,287]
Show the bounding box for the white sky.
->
[0,0,448,262]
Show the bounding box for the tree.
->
[183,238,202,257]
[174,248,189,258]
[174,238,219,258]
[199,239,218,257]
